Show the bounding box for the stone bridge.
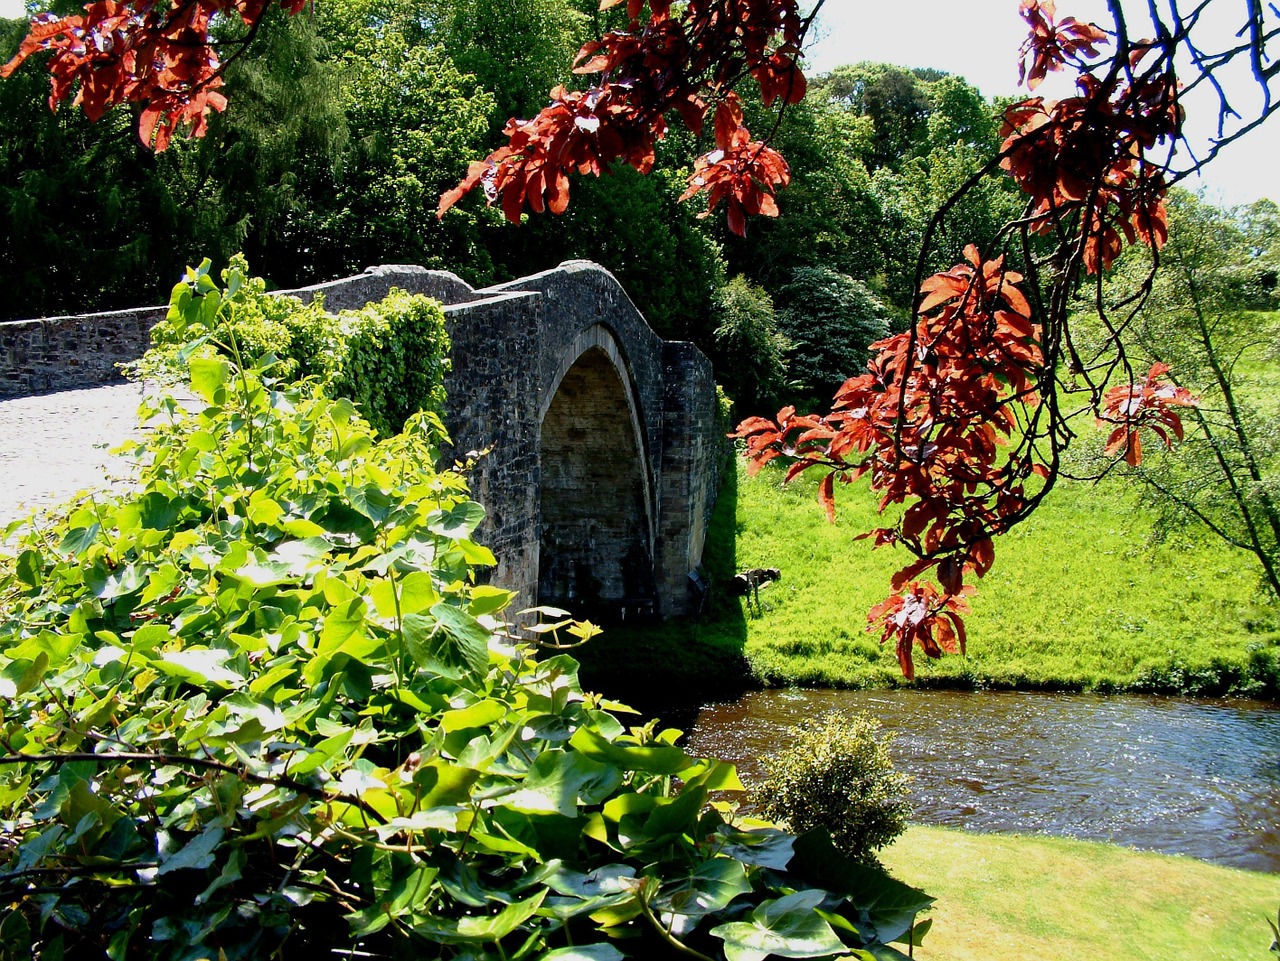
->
[0,261,725,619]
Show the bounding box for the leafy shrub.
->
[137,255,450,436]
[709,275,789,416]
[755,711,911,865]
[775,267,891,404]
[0,261,932,960]
[327,288,450,437]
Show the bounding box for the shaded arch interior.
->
[538,345,655,617]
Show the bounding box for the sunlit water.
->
[685,689,1280,873]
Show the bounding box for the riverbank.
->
[577,461,1280,701]
[881,825,1277,960]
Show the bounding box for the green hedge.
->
[137,255,450,437]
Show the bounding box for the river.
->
[685,689,1280,872]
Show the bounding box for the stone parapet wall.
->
[0,305,165,398]
[0,265,476,399]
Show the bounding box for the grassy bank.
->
[881,825,1278,960]
[577,460,1280,701]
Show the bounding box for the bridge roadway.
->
[0,383,144,523]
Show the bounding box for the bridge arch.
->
[537,327,657,617]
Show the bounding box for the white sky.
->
[804,0,1280,206]
[1,0,1274,203]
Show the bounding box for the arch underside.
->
[538,342,656,620]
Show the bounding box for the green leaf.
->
[540,946,626,961]
[319,598,366,654]
[790,830,933,944]
[710,890,846,961]
[0,653,48,699]
[157,826,225,875]
[347,864,439,936]
[288,728,355,776]
[716,825,798,871]
[652,858,752,918]
[189,356,230,403]
[428,501,486,539]
[454,889,546,941]
[347,484,393,523]
[504,750,622,817]
[156,648,246,688]
[441,699,508,733]
[413,760,482,807]
[248,496,285,526]
[0,906,32,960]
[129,624,172,652]
[402,604,490,677]
[468,585,513,616]
[567,726,692,775]
[60,523,101,557]
[14,549,42,589]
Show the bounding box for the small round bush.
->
[755,711,911,865]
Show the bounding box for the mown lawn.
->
[881,825,1279,961]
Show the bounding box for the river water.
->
[685,689,1280,873]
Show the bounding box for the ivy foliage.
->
[138,256,450,437]
[0,264,932,959]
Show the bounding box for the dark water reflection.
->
[685,689,1280,873]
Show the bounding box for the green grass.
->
[576,459,1280,702]
[880,825,1279,960]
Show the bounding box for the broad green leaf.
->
[156,648,246,688]
[568,726,692,775]
[428,501,486,539]
[468,585,513,616]
[413,760,482,807]
[14,549,42,588]
[129,624,172,652]
[248,496,284,526]
[157,827,224,876]
[319,598,366,653]
[504,750,622,817]
[453,889,546,941]
[532,863,636,899]
[401,605,489,677]
[189,356,230,402]
[653,858,752,918]
[347,484,393,523]
[710,890,845,961]
[233,559,294,587]
[681,758,747,793]
[456,540,497,566]
[288,728,354,776]
[347,865,438,936]
[194,848,244,906]
[397,571,439,614]
[790,830,933,944]
[441,699,508,733]
[0,653,48,699]
[540,946,626,961]
[716,825,798,871]
[60,523,101,557]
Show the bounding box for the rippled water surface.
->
[685,690,1280,872]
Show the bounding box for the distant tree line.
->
[2,1,1021,410]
